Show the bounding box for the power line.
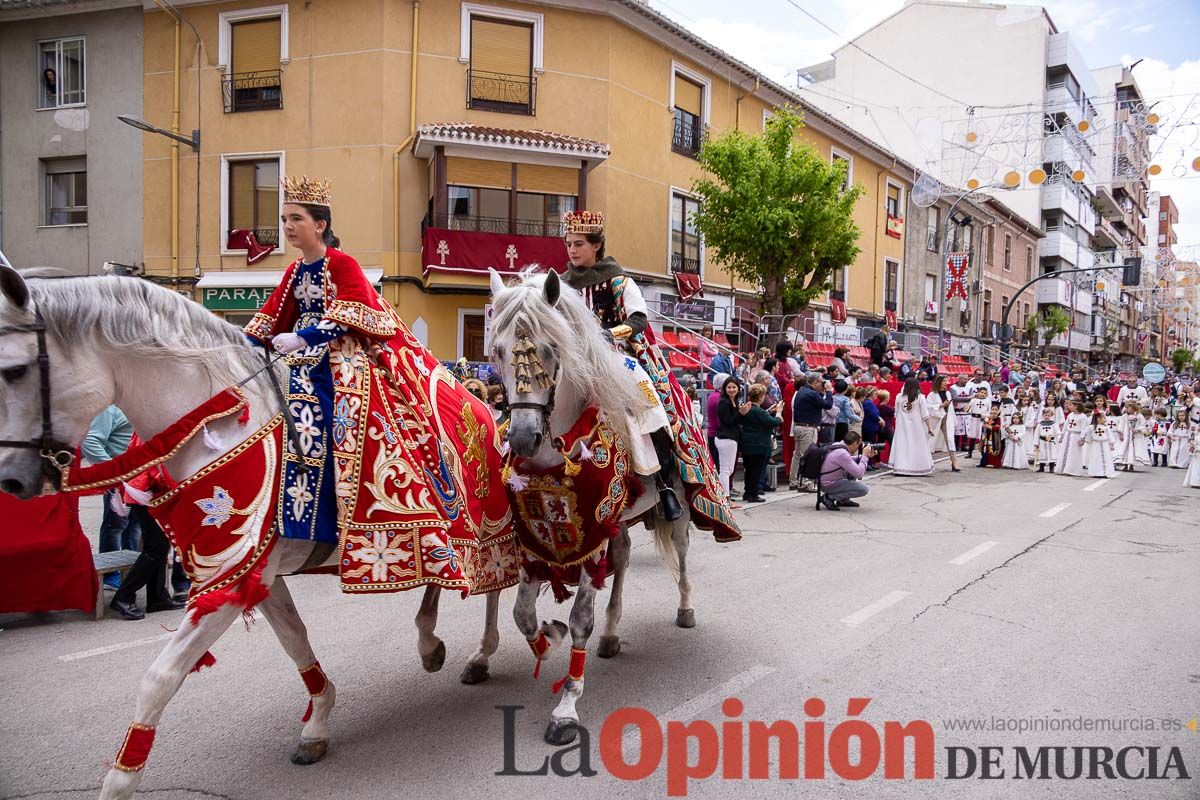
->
[779,0,970,108]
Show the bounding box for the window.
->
[1023,302,1030,329]
[670,192,702,275]
[1001,295,1009,320]
[449,185,510,230]
[885,182,901,218]
[224,17,283,112]
[982,290,992,327]
[672,74,705,157]
[924,275,937,318]
[1159,211,1166,221]
[1026,245,1033,280]
[884,259,899,311]
[515,191,575,236]
[984,227,994,265]
[37,38,85,109]
[927,207,939,251]
[1159,234,1167,244]
[831,149,854,192]
[1003,233,1012,271]
[222,154,281,251]
[42,158,86,226]
[468,15,535,114]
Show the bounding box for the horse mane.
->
[13,273,262,387]
[490,269,642,447]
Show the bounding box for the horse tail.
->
[653,513,680,583]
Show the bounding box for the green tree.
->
[1025,306,1072,358]
[1169,347,1193,373]
[691,106,863,317]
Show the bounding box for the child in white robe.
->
[966,388,990,457]
[1185,427,1200,489]
[1082,412,1117,479]
[1168,409,1192,468]
[1134,408,1152,467]
[1002,413,1028,469]
[1058,402,1089,477]
[1114,404,1140,472]
[1034,407,1061,473]
[1105,403,1123,465]
[1149,408,1170,467]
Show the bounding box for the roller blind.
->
[447,157,512,189]
[232,18,281,75]
[470,17,531,77]
[674,74,703,116]
[229,162,255,229]
[516,164,577,195]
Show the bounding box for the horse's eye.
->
[2,365,29,383]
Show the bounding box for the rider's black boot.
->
[650,428,683,521]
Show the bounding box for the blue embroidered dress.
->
[280,256,345,543]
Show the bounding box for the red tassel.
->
[237,404,251,426]
[189,650,216,674]
[188,560,271,625]
[551,674,569,694]
[533,657,543,680]
[302,700,313,723]
[528,632,549,679]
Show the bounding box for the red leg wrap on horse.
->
[190,650,216,674]
[114,723,156,772]
[299,662,327,721]
[552,648,587,694]
[529,632,549,679]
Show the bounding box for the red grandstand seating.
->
[677,332,699,350]
[661,331,683,349]
[668,351,701,370]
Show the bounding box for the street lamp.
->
[117,114,199,151]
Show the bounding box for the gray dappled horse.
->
[488,268,696,745]
[0,266,504,799]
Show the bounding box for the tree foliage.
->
[1025,306,1073,356]
[1169,347,1193,373]
[691,106,863,317]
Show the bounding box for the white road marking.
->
[1083,479,1110,492]
[58,632,173,662]
[949,541,999,565]
[1039,502,1072,518]
[621,664,776,758]
[841,590,912,626]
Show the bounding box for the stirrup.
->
[658,487,683,521]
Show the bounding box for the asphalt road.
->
[1,462,1197,799]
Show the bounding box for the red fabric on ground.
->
[0,493,97,615]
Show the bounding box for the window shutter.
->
[516,164,577,195]
[470,17,531,77]
[447,157,512,190]
[229,162,255,229]
[232,18,281,75]
[674,74,703,116]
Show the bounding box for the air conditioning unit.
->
[971,279,984,293]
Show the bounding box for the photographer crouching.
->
[819,431,875,511]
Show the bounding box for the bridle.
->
[0,309,75,475]
[498,335,561,435]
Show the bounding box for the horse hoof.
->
[597,635,621,658]
[676,609,696,629]
[460,662,490,685]
[422,640,446,673]
[545,719,579,745]
[291,738,328,765]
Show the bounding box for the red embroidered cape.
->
[245,249,518,595]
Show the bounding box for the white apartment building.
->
[798,0,1103,356]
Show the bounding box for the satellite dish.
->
[912,171,942,209]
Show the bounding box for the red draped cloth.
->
[857,381,933,463]
[0,493,97,614]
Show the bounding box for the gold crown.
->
[564,210,604,235]
[282,175,332,207]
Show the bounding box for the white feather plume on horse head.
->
[488,266,642,448]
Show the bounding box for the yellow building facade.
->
[141,0,911,359]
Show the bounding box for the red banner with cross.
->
[422,227,568,277]
[945,252,970,300]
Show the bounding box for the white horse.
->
[487,268,696,745]
[0,266,502,799]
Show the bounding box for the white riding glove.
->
[272,332,307,354]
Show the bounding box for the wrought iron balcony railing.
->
[670,253,700,275]
[672,116,703,158]
[427,212,564,238]
[222,70,282,113]
[466,69,536,115]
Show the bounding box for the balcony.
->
[670,253,700,275]
[1036,277,1073,307]
[466,69,536,116]
[1039,229,1082,265]
[222,70,282,113]
[1045,85,1094,130]
[672,116,704,158]
[426,212,564,238]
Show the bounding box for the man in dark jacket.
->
[867,325,890,367]
[788,374,834,491]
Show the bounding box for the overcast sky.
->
[648,0,1200,254]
